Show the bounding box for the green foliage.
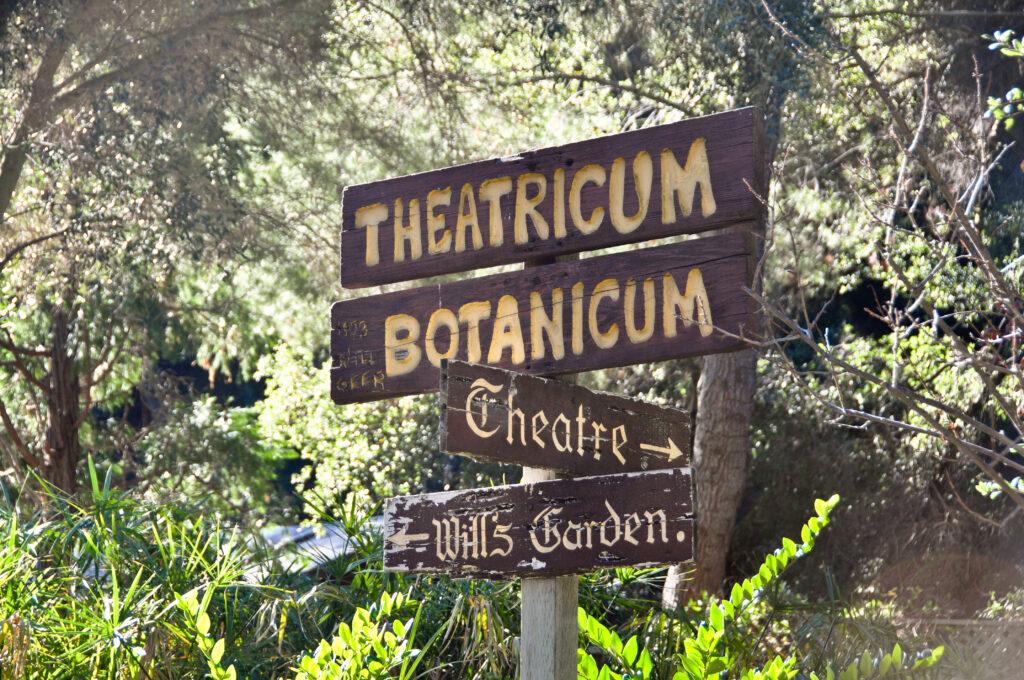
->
[985,31,1024,129]
[0,460,339,678]
[255,343,511,517]
[0,461,245,677]
[577,496,837,680]
[125,395,292,521]
[176,592,238,680]
[292,591,436,680]
[577,496,943,680]
[0,0,331,495]
[0,482,966,679]
[810,644,944,680]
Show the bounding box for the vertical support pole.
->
[519,255,578,680]
[520,498,578,680]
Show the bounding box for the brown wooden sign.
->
[341,107,765,288]
[441,361,690,475]
[331,229,757,404]
[383,468,693,578]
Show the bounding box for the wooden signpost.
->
[340,107,765,287]
[383,468,693,578]
[441,360,690,476]
[331,228,758,404]
[330,106,767,680]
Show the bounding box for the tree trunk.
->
[0,35,66,223]
[44,307,81,494]
[662,348,757,606]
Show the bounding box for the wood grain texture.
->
[330,228,760,404]
[521,575,578,680]
[382,468,694,578]
[441,361,691,475]
[518,306,579,680]
[340,107,766,287]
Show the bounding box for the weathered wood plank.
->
[441,361,691,475]
[521,575,578,680]
[382,468,694,578]
[341,107,766,288]
[330,228,759,404]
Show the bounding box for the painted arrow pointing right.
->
[639,437,685,462]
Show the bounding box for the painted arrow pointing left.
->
[387,528,430,547]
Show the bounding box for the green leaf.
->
[579,651,599,679]
[680,653,702,678]
[709,605,724,631]
[639,649,653,678]
[912,646,944,669]
[610,631,623,654]
[211,637,225,664]
[730,583,744,606]
[858,650,872,676]
[197,612,211,636]
[706,658,728,674]
[623,636,639,665]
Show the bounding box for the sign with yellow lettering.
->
[330,229,757,404]
[340,108,765,288]
[441,361,690,476]
[383,467,693,577]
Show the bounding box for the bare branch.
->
[502,73,688,113]
[824,9,1024,20]
[0,394,40,468]
[0,225,71,276]
[845,43,1024,331]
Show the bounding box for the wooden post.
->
[520,531,579,680]
[520,255,578,680]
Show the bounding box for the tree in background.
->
[4,0,1022,629]
[243,0,814,599]
[0,0,328,497]
[752,4,1024,583]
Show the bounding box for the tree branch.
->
[51,0,306,113]
[0,394,40,468]
[844,43,1024,331]
[502,73,688,114]
[0,36,69,224]
[0,226,71,275]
